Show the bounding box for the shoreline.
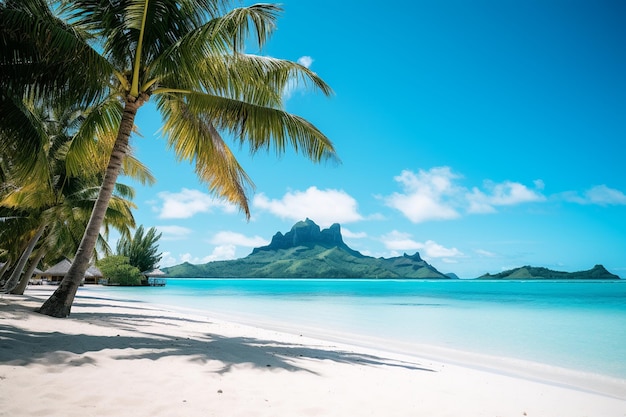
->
[1,289,625,416]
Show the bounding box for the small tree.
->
[97,255,141,286]
[116,225,162,273]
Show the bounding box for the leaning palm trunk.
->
[12,246,45,295]
[37,98,144,317]
[2,224,45,293]
[0,259,11,281]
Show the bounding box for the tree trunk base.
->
[35,281,78,318]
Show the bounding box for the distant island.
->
[162,219,621,280]
[163,219,449,279]
[478,265,620,280]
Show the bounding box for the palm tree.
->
[0,98,152,294]
[116,225,162,274]
[2,0,337,317]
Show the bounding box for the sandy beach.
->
[1,289,625,417]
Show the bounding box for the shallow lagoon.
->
[84,279,626,380]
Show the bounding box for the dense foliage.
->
[96,255,141,286]
[1,0,336,317]
[116,225,162,273]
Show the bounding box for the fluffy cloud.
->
[178,246,237,264]
[384,167,462,222]
[253,186,363,227]
[209,231,269,247]
[156,188,237,219]
[297,56,313,68]
[284,55,315,99]
[159,251,178,267]
[562,185,626,206]
[380,230,463,259]
[467,180,545,213]
[385,167,546,222]
[341,227,367,239]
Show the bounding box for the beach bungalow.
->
[38,259,102,285]
[141,268,167,286]
[39,258,72,284]
[84,265,104,285]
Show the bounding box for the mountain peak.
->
[253,218,349,253]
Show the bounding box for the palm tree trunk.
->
[0,259,11,282]
[2,224,45,293]
[12,246,46,295]
[36,97,145,317]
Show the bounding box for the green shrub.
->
[97,255,142,286]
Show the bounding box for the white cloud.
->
[341,227,367,239]
[202,245,237,262]
[380,230,463,259]
[297,56,313,68]
[475,249,497,257]
[380,230,422,251]
[159,251,178,267]
[156,225,193,240]
[209,231,269,247]
[467,180,545,213]
[156,188,237,219]
[420,240,464,258]
[566,185,626,206]
[284,55,316,99]
[385,167,547,221]
[253,186,363,227]
[385,167,461,223]
[178,247,237,265]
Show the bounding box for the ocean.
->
[83,278,626,382]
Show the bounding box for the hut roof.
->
[42,258,72,276]
[85,265,103,278]
[142,268,167,277]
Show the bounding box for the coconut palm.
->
[0,99,152,294]
[2,0,337,317]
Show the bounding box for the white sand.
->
[1,289,625,417]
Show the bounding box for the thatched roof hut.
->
[39,259,102,284]
[39,259,72,283]
[141,268,167,286]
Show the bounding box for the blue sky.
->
[121,0,625,278]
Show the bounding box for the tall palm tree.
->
[0,91,154,292]
[0,99,149,294]
[2,0,337,317]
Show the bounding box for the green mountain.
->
[478,264,620,280]
[163,219,449,279]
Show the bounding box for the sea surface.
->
[83,279,626,381]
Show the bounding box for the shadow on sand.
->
[0,294,435,376]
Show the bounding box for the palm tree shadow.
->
[1,296,436,376]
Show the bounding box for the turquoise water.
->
[84,279,626,380]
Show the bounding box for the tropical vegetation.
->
[116,225,162,274]
[1,0,336,317]
[96,255,142,286]
[0,98,151,295]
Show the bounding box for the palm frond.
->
[157,95,253,216]
[149,4,282,91]
[122,153,157,186]
[195,53,333,107]
[169,91,339,163]
[65,98,124,177]
[0,2,112,105]
[0,93,47,181]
